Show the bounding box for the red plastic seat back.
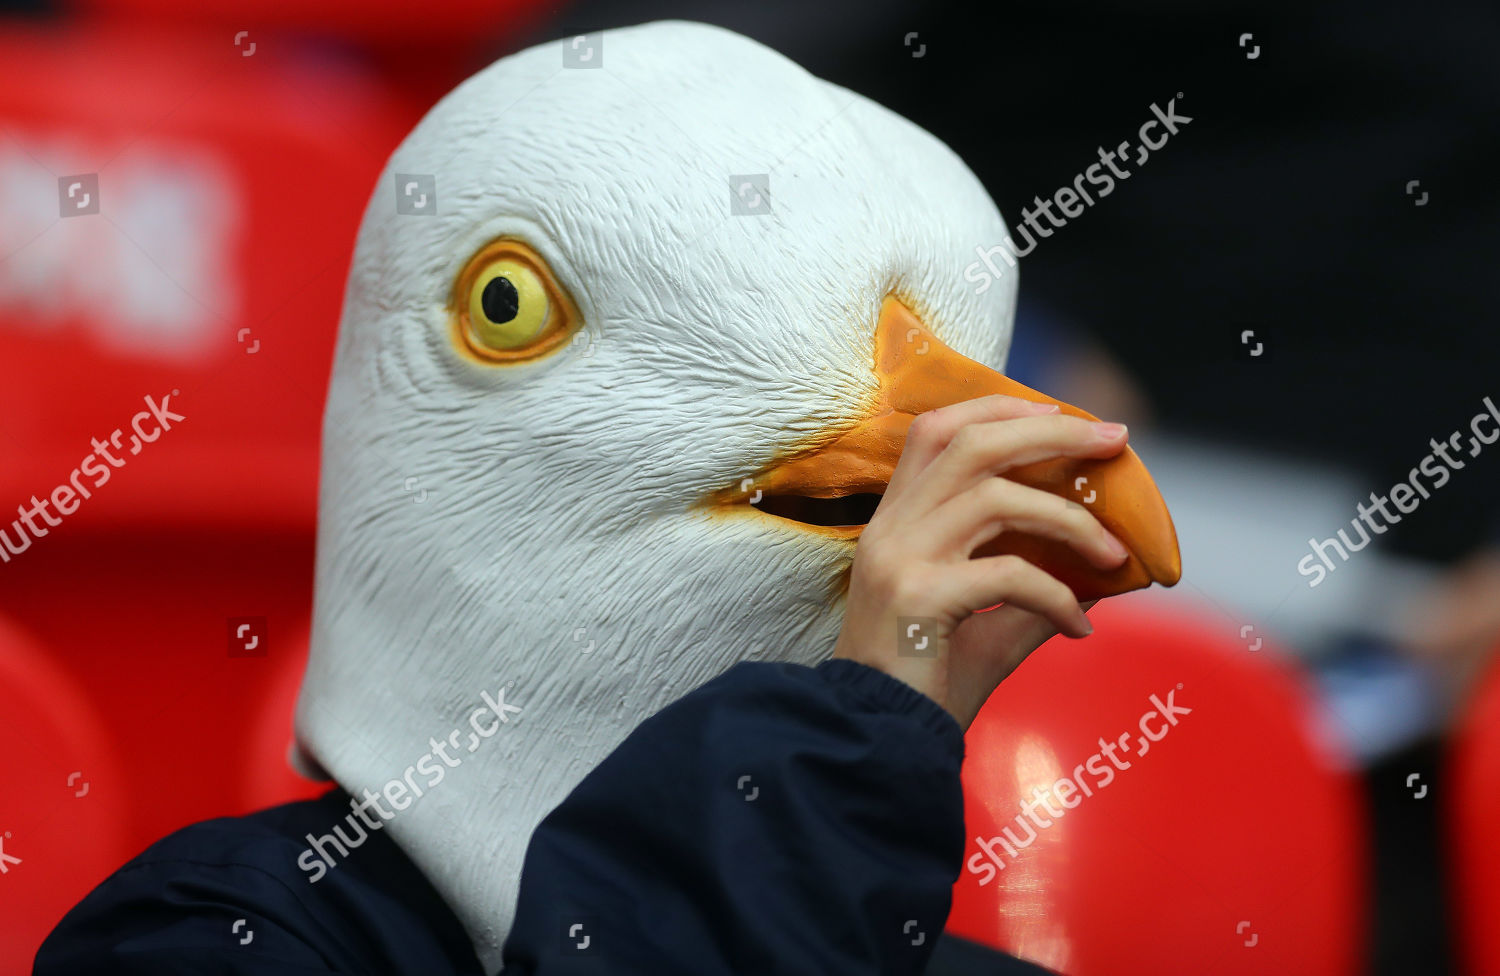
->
[1449,651,1500,976]
[948,598,1366,976]
[65,0,556,50]
[0,616,131,975]
[0,22,412,532]
[0,26,405,963]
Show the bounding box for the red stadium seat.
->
[948,597,1367,976]
[0,23,408,964]
[0,615,132,975]
[0,21,412,531]
[64,0,556,51]
[1448,650,1500,976]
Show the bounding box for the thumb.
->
[948,599,1100,728]
[957,598,1098,671]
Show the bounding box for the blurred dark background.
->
[1,1,1496,974]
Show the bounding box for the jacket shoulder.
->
[35,792,483,975]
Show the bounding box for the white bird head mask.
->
[296,20,1178,972]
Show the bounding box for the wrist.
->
[831,633,957,727]
[815,658,964,747]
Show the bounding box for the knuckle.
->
[857,542,900,594]
[888,573,925,609]
[991,553,1029,583]
[981,476,1016,509]
[947,424,983,458]
[907,410,946,446]
[857,534,889,568]
[987,427,1023,463]
[1040,573,1077,610]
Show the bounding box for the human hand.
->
[832,394,1130,730]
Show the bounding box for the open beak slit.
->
[749,491,884,529]
[708,296,1182,600]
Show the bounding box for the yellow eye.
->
[452,240,579,363]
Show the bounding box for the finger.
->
[942,553,1093,638]
[921,476,1129,570]
[963,599,1099,663]
[882,395,1060,507]
[966,598,1098,660]
[943,604,1054,727]
[961,598,1100,667]
[958,603,1059,667]
[900,415,1128,518]
[954,598,1102,696]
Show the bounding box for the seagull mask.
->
[295,20,1180,972]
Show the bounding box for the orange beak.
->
[719,297,1181,601]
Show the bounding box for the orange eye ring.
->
[450,238,581,364]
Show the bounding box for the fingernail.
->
[1027,401,1062,414]
[1094,422,1127,440]
[1078,616,1094,637]
[1103,531,1129,561]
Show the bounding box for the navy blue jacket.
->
[36,660,1050,974]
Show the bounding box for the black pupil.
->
[481,276,520,323]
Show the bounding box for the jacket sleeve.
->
[501,658,967,976]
